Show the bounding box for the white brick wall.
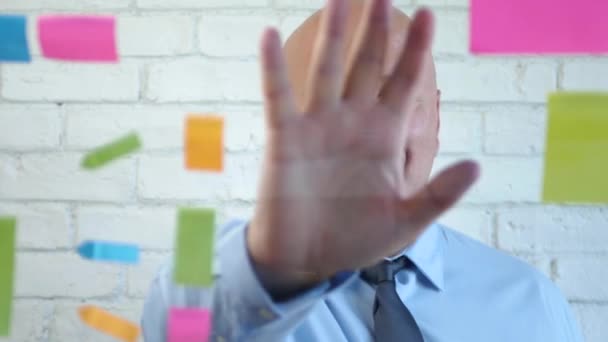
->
[0,0,606,341]
[0,105,62,151]
[2,62,140,102]
[119,16,196,57]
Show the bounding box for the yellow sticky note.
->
[79,305,140,342]
[543,92,608,203]
[185,115,224,171]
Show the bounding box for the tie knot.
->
[361,256,412,285]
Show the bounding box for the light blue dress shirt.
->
[141,220,584,342]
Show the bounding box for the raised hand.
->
[249,0,479,296]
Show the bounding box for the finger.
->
[305,0,349,113]
[380,9,434,115]
[261,28,297,129]
[343,0,390,104]
[396,160,480,234]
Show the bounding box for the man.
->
[142,1,583,341]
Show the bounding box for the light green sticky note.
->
[543,92,608,203]
[173,208,215,287]
[0,217,16,337]
[81,132,142,170]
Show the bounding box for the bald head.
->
[278,2,442,196]
[283,1,438,111]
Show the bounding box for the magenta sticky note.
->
[38,15,117,62]
[167,308,212,342]
[471,0,608,54]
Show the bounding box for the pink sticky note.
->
[168,308,212,342]
[471,0,608,54]
[38,15,117,62]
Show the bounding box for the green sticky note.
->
[543,92,608,203]
[82,132,142,169]
[0,217,16,337]
[173,208,215,287]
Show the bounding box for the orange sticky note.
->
[185,115,224,171]
[79,305,140,342]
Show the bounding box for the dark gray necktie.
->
[361,256,424,342]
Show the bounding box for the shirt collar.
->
[384,223,445,291]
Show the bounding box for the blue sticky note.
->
[0,15,31,62]
[77,241,140,264]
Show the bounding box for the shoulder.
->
[439,223,545,280]
[439,223,558,295]
[439,224,583,341]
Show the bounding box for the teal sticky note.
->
[77,240,140,264]
[0,217,16,337]
[173,208,215,287]
[82,132,142,170]
[0,15,31,62]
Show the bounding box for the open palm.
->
[249,0,479,290]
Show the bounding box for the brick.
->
[223,106,266,152]
[554,256,608,301]
[274,0,325,8]
[127,252,169,298]
[146,58,261,102]
[137,0,268,9]
[519,62,558,101]
[76,206,175,250]
[438,105,482,153]
[50,299,144,342]
[433,156,543,203]
[0,154,134,202]
[483,104,546,155]
[15,252,121,297]
[1,62,139,102]
[473,157,543,203]
[562,59,608,90]
[393,0,415,5]
[137,153,261,201]
[0,0,129,10]
[199,15,279,57]
[0,203,71,249]
[433,10,468,55]
[2,299,54,342]
[438,206,492,244]
[497,206,608,253]
[119,15,195,56]
[573,303,608,342]
[137,153,222,201]
[0,104,61,151]
[437,60,556,102]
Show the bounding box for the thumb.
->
[396,160,480,232]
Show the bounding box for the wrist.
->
[251,260,324,301]
[246,222,326,301]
